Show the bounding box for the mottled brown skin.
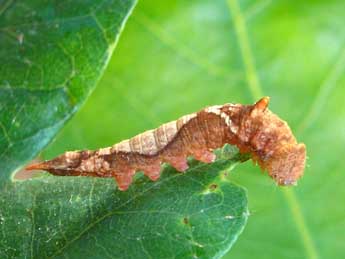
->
[26,97,306,190]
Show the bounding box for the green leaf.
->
[0,150,248,258]
[0,0,137,182]
[43,0,345,258]
[0,1,249,258]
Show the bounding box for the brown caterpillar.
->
[26,97,306,191]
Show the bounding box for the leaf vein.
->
[48,161,226,258]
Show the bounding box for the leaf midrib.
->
[48,160,231,258]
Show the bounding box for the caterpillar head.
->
[248,97,306,186]
[266,143,306,185]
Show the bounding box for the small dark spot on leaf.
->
[209,183,218,191]
[183,217,189,225]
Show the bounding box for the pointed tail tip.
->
[25,162,47,171]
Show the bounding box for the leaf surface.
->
[0,150,248,258]
[0,0,137,182]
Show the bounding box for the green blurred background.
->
[43,0,345,258]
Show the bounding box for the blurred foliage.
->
[1,0,345,258]
[44,0,345,258]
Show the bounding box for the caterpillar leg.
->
[164,157,189,172]
[193,150,216,163]
[141,161,162,181]
[114,169,135,191]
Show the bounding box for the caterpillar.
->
[26,97,306,191]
